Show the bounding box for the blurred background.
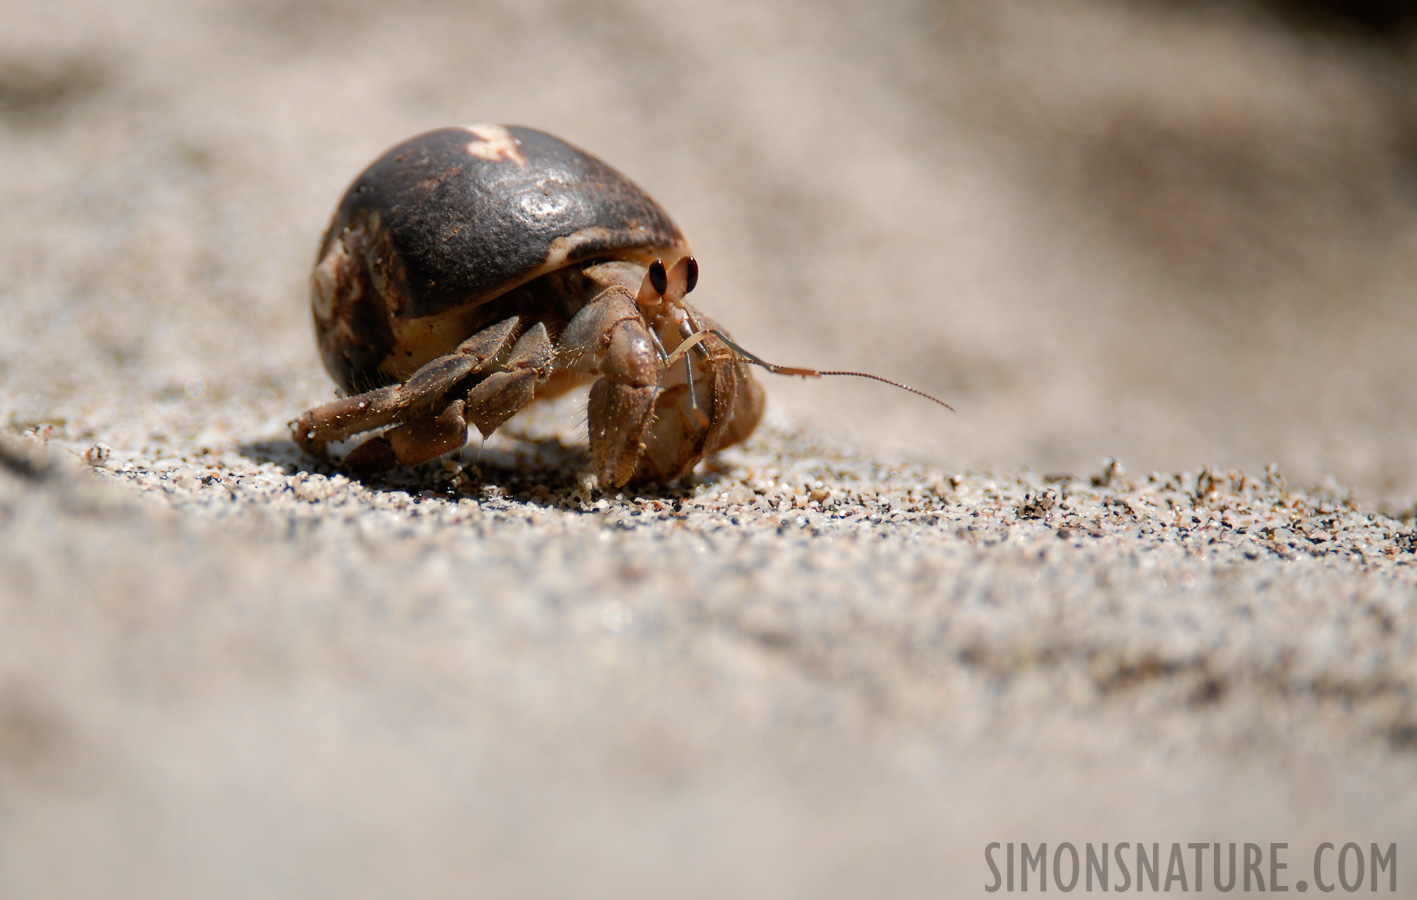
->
[3,3,1417,896]
[2,0,1416,500]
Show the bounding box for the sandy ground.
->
[2,0,1416,896]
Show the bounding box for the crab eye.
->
[683,257,699,295]
[648,258,668,296]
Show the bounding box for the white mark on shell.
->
[462,124,527,167]
[311,240,349,324]
[519,191,571,220]
[545,227,627,269]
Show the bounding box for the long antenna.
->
[674,329,955,413]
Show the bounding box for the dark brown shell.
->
[311,124,689,392]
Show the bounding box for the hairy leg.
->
[293,317,519,458]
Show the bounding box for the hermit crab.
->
[293,124,948,486]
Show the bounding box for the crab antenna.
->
[708,329,955,413]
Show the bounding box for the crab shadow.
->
[236,434,723,509]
